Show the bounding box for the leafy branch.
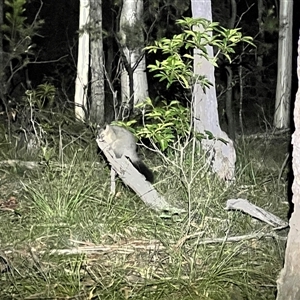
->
[145,17,254,89]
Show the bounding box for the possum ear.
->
[98,124,108,141]
[97,123,108,131]
[102,124,109,132]
[104,124,112,132]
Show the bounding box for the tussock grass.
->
[0,130,288,299]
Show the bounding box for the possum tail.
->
[132,159,154,183]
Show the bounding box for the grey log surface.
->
[96,138,185,214]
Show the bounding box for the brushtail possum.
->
[98,125,154,183]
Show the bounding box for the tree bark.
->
[119,0,148,119]
[276,31,300,300]
[191,0,236,181]
[90,0,105,124]
[273,0,293,129]
[74,0,90,121]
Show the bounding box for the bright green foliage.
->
[137,98,190,151]
[115,98,190,151]
[116,97,227,152]
[145,17,254,89]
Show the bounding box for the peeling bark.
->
[273,0,293,129]
[276,32,300,300]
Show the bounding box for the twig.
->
[278,152,290,184]
[0,159,42,169]
[174,231,205,249]
[0,159,105,170]
[192,231,286,245]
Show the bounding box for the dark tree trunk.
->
[0,0,4,100]
[225,0,236,141]
[90,0,105,124]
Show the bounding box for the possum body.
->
[98,125,154,183]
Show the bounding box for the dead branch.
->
[225,198,288,228]
[96,138,185,214]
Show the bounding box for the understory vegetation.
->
[0,125,289,299]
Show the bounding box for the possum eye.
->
[97,129,104,141]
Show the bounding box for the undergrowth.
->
[0,128,289,299]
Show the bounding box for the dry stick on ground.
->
[0,159,104,170]
[0,159,42,169]
[225,198,288,228]
[278,152,290,185]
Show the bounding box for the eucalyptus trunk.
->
[90,0,105,124]
[74,0,90,121]
[276,32,300,300]
[118,0,148,119]
[191,0,236,181]
[273,0,293,129]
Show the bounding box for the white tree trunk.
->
[191,0,236,181]
[119,0,148,115]
[74,0,90,121]
[276,31,300,300]
[273,0,293,129]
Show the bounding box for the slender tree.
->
[191,0,236,180]
[273,0,293,129]
[0,0,4,104]
[276,31,300,300]
[89,0,105,124]
[118,0,148,119]
[74,0,105,124]
[74,0,90,121]
[225,0,237,141]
